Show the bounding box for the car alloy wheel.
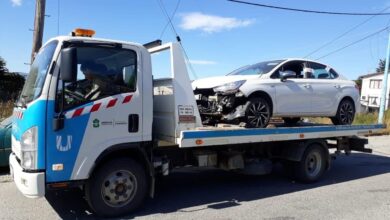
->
[245,98,271,128]
[339,101,354,124]
[332,99,355,125]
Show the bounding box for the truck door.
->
[46,44,143,182]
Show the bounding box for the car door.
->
[307,61,340,114]
[271,60,313,115]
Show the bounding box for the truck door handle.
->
[334,85,341,89]
[304,84,311,88]
[128,114,139,133]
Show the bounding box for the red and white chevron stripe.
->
[65,94,133,119]
[14,111,24,119]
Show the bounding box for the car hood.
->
[192,75,260,89]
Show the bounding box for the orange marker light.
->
[299,133,305,138]
[72,28,95,37]
[195,139,204,145]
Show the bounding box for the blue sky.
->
[2,0,390,80]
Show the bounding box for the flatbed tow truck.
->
[9,29,385,217]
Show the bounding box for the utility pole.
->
[378,32,390,124]
[31,0,46,63]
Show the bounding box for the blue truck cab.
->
[10,30,155,201]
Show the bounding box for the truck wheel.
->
[331,99,355,125]
[244,97,271,128]
[85,158,148,217]
[283,117,301,125]
[293,144,327,183]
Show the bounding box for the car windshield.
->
[19,40,58,105]
[0,116,12,128]
[227,60,285,76]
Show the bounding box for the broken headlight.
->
[213,80,246,94]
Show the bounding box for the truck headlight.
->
[213,80,246,94]
[20,126,38,169]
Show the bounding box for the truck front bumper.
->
[9,153,45,198]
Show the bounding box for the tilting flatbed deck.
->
[178,124,385,148]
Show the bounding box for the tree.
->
[0,56,8,75]
[376,59,387,73]
[0,56,25,101]
[354,79,362,91]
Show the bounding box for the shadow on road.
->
[45,153,390,219]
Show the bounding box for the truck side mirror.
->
[53,114,64,131]
[60,48,77,82]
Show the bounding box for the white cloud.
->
[188,60,217,65]
[179,12,254,33]
[11,0,22,6]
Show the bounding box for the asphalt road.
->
[1,136,390,220]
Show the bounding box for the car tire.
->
[293,144,327,183]
[283,117,301,125]
[331,99,355,125]
[85,158,148,217]
[244,97,271,128]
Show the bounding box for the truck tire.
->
[85,158,148,217]
[244,97,271,128]
[293,144,327,183]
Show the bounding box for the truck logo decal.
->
[56,135,72,152]
[64,94,133,119]
[93,119,100,128]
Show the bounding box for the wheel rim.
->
[305,151,322,178]
[247,101,270,127]
[339,102,354,124]
[101,170,137,208]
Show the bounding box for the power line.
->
[228,0,390,16]
[304,5,390,58]
[57,0,60,35]
[315,26,390,60]
[159,0,181,39]
[155,0,198,79]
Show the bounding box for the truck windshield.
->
[19,40,58,105]
[227,60,285,76]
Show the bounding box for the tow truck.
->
[9,29,385,217]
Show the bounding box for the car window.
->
[227,60,285,76]
[272,61,305,79]
[0,116,12,127]
[307,62,337,79]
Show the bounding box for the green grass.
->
[306,109,390,134]
[353,110,390,134]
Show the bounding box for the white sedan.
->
[192,58,360,128]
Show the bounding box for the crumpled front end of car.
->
[194,80,248,125]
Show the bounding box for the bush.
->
[0,72,25,101]
[0,100,14,121]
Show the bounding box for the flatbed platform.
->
[177,124,385,148]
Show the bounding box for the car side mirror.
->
[60,48,77,83]
[280,71,296,82]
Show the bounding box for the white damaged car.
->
[192,59,360,128]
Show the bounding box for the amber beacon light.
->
[72,28,96,37]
